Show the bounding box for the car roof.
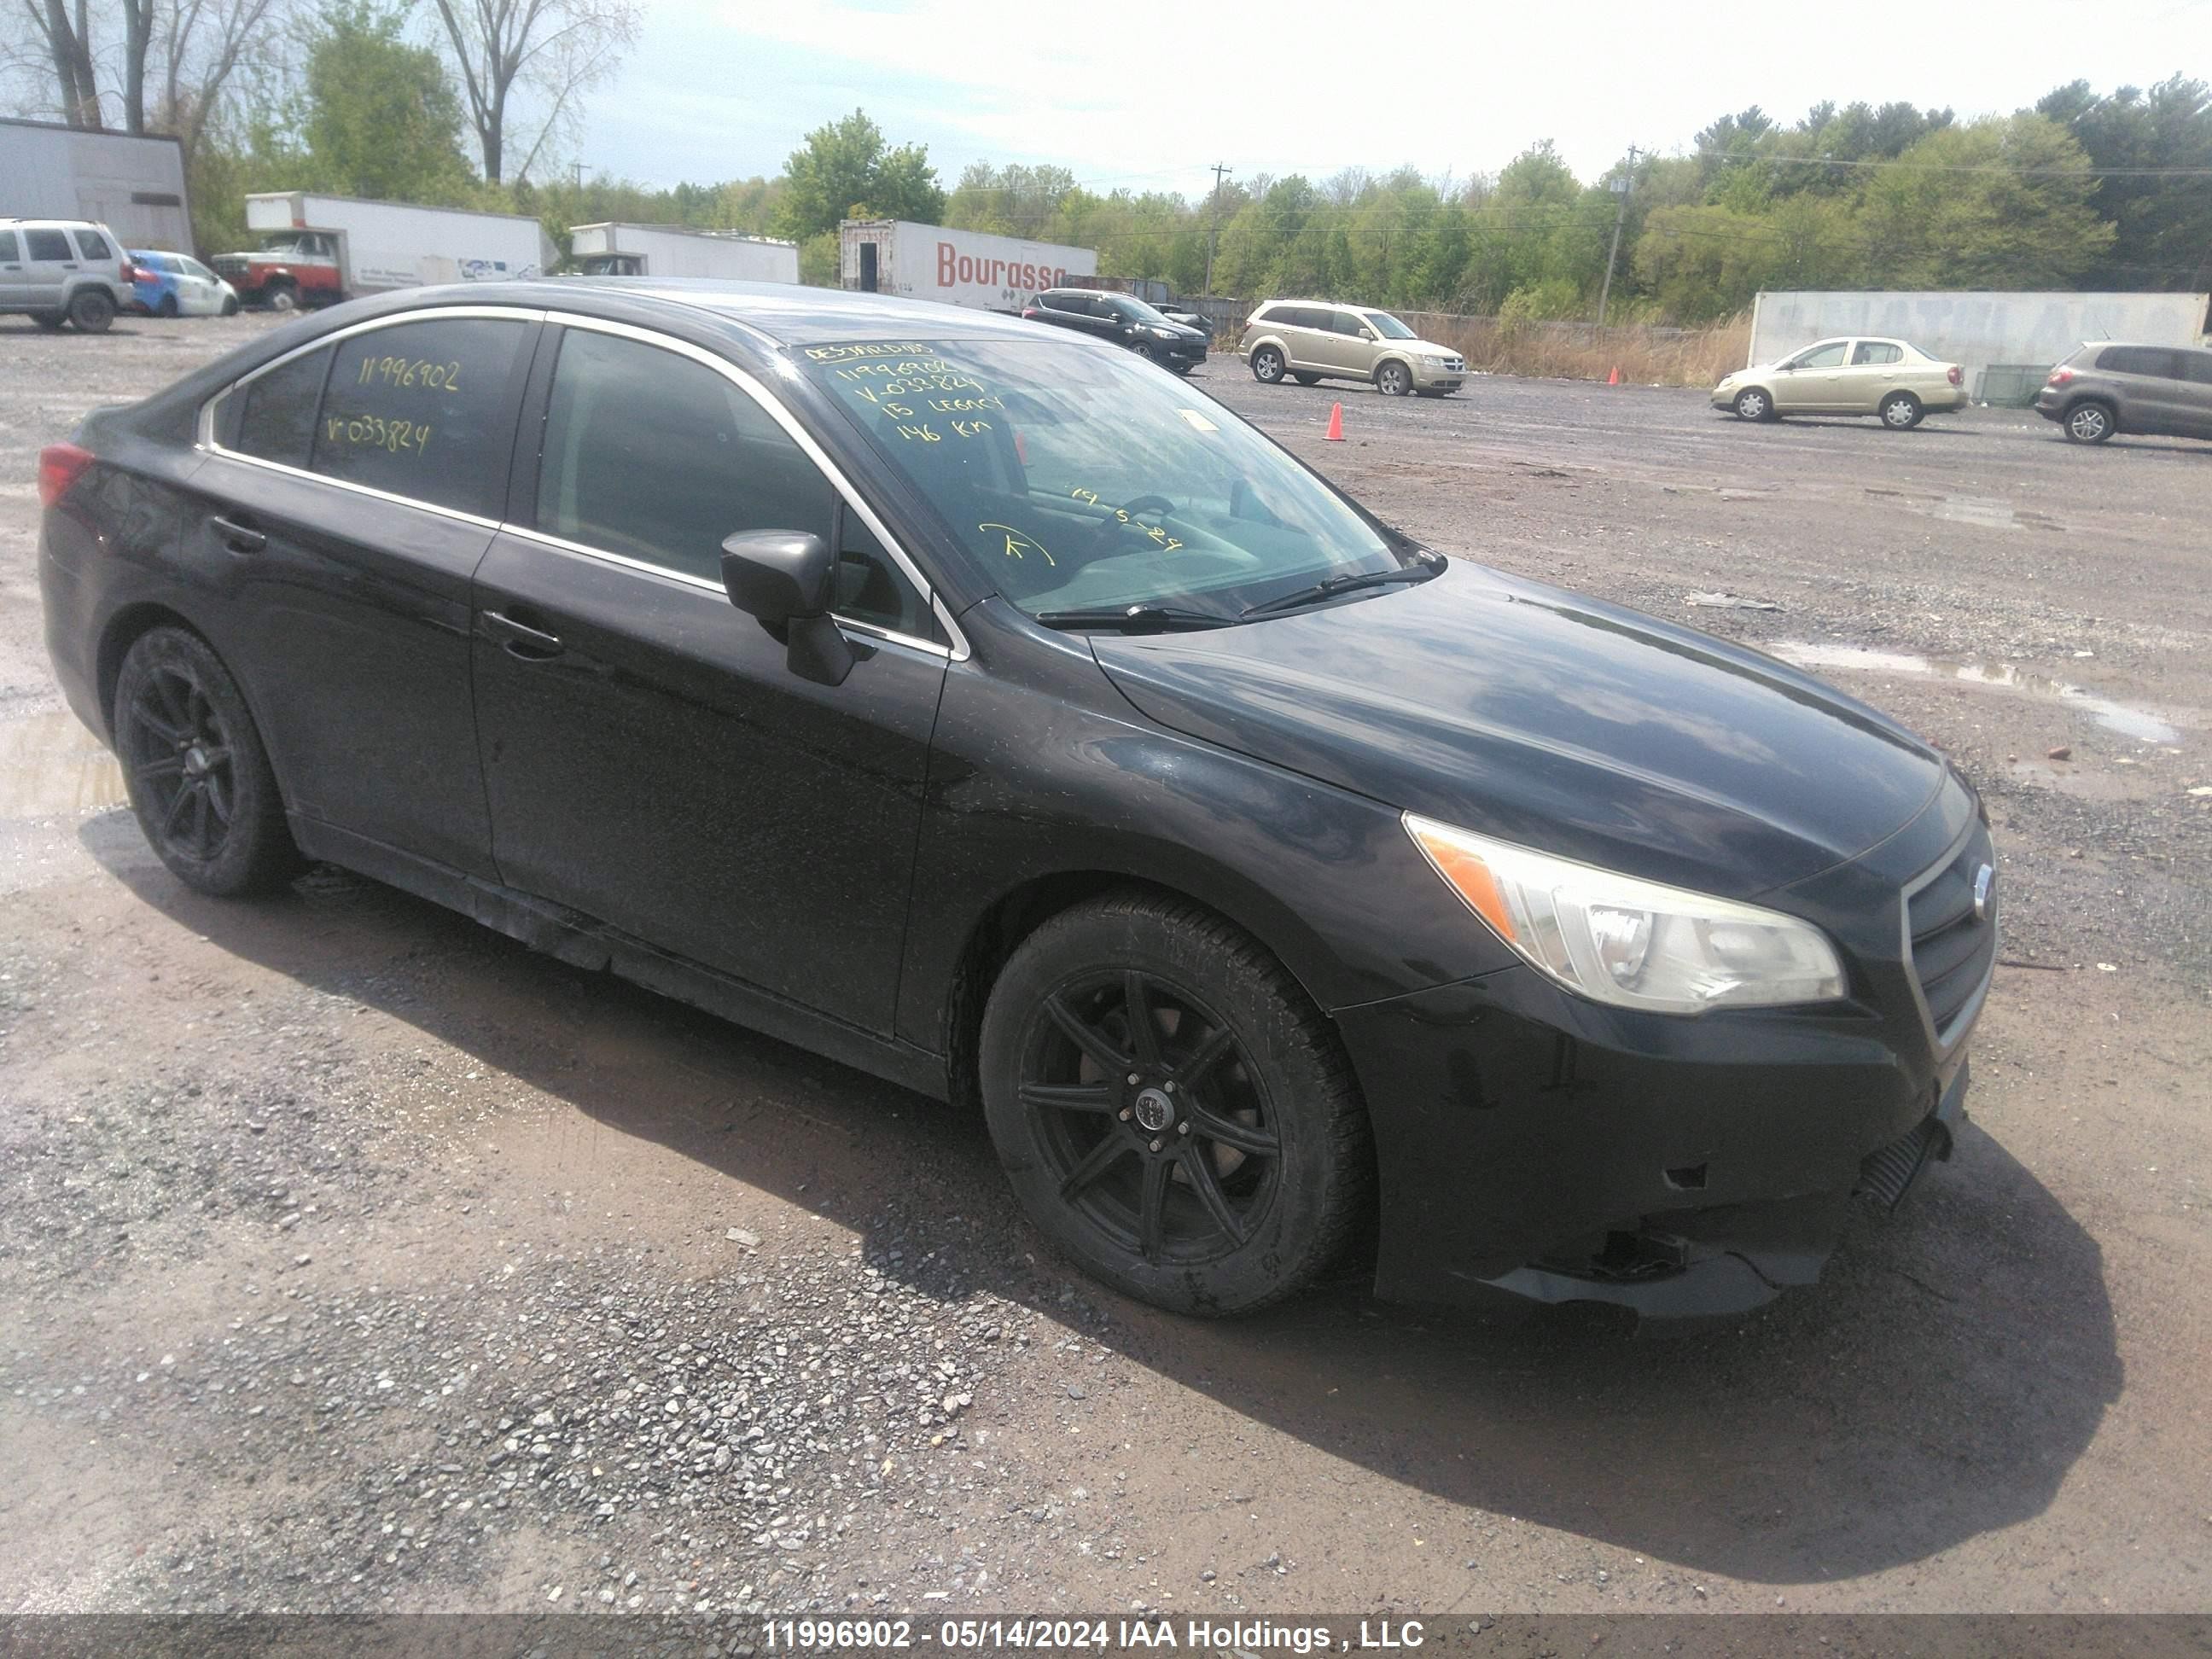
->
[533,277,1053,346]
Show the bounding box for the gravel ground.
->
[1,314,2208,1627]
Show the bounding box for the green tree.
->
[299,0,476,201]
[1859,114,2114,287]
[777,108,944,241]
[2037,75,2212,288]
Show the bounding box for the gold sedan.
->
[1714,337,1969,430]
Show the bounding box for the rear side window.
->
[1048,293,1090,315]
[2098,346,2180,379]
[73,230,114,261]
[0,232,17,261]
[230,346,335,469]
[1852,341,1903,365]
[26,230,71,261]
[2180,351,2212,386]
[312,317,529,516]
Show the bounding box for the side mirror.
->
[719,529,855,687]
[1359,327,1377,341]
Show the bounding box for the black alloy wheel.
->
[113,628,300,895]
[980,892,1371,1314]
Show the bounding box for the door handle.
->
[210,514,265,554]
[480,609,565,660]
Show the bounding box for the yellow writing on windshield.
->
[1067,486,1182,551]
[806,341,932,363]
[979,521,1055,567]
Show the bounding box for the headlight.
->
[1404,814,1846,1014]
[1150,326,1178,340]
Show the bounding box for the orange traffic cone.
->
[1607,365,1621,386]
[1324,402,1345,441]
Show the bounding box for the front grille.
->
[1906,824,1997,1039]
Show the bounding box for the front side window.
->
[806,338,1410,622]
[534,328,929,637]
[1851,341,1903,365]
[312,317,528,515]
[1327,311,1367,336]
[1364,311,1417,340]
[73,230,114,261]
[2180,350,2212,386]
[26,230,71,261]
[1789,341,1849,370]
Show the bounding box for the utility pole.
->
[571,160,588,193]
[1596,144,1638,329]
[1202,161,1232,296]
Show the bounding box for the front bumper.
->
[1335,778,1993,1319]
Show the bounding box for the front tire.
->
[265,282,299,313]
[1376,360,1412,397]
[31,311,64,331]
[1879,391,1924,430]
[1250,346,1285,385]
[1732,386,1774,421]
[221,294,241,317]
[113,628,300,897]
[2064,401,2115,444]
[156,294,180,319]
[980,892,1371,1316]
[67,289,117,333]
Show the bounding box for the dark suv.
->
[2034,342,2212,445]
[1023,288,1208,374]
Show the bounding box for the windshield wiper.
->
[1033,603,1237,633]
[1240,560,1440,620]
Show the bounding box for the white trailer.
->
[213,192,557,308]
[839,219,1096,314]
[569,223,798,283]
[0,117,191,249]
[1750,289,2212,399]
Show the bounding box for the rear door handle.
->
[210,515,265,554]
[480,609,565,660]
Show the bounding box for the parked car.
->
[0,218,136,333]
[1714,337,1966,429]
[38,282,1993,1322]
[129,249,242,317]
[1022,288,1208,374]
[1239,301,1465,396]
[2032,342,2212,445]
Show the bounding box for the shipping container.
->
[213,192,556,310]
[568,222,799,282]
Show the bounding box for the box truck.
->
[0,117,191,251]
[569,223,799,282]
[839,219,1096,314]
[212,192,557,310]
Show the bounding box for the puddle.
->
[1773,643,2186,745]
[0,712,126,818]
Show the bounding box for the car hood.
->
[1090,562,1946,899]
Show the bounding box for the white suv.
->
[1,218,137,334]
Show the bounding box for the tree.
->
[2037,75,2212,288]
[300,0,475,201]
[777,108,944,242]
[11,0,286,151]
[1859,114,2114,288]
[428,0,637,183]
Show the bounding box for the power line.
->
[1688,148,2212,177]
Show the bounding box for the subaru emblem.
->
[1972,864,1994,922]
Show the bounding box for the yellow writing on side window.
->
[805,341,932,364]
[978,522,1054,567]
[323,412,432,457]
[353,355,463,393]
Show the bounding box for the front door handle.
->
[480,609,565,660]
[210,515,265,554]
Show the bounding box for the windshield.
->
[1109,295,1173,327]
[805,339,1409,620]
[1364,311,1417,340]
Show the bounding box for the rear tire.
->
[2064,401,2115,444]
[1732,386,1774,421]
[1376,360,1412,397]
[1879,390,1924,430]
[1250,346,1285,385]
[67,289,116,333]
[113,628,300,898]
[156,294,180,319]
[979,891,1371,1316]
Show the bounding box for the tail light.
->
[1947,365,1963,387]
[118,258,137,283]
[38,443,95,509]
[1021,306,1040,320]
[2047,366,2075,387]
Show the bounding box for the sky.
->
[571,0,2209,200]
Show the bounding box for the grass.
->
[1213,310,1753,389]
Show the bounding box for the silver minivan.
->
[1240,300,1466,396]
[0,218,137,334]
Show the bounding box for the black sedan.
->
[37,280,1994,1318]
[1022,288,1208,374]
